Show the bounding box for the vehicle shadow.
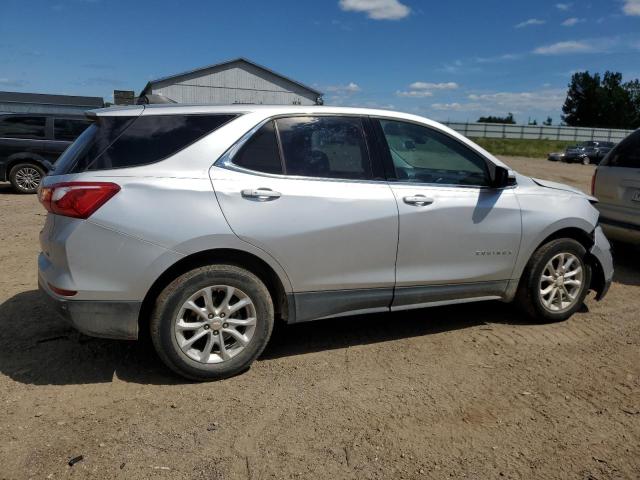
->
[611,242,640,287]
[0,289,540,386]
[0,183,18,194]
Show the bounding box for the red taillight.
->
[591,169,598,196]
[48,283,77,297]
[38,182,120,219]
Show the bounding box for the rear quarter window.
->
[601,131,640,168]
[54,114,237,173]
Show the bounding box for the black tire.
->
[515,238,591,323]
[150,265,274,381]
[9,162,45,194]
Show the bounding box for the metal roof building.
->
[0,91,104,115]
[140,58,323,106]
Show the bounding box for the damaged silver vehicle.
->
[38,105,613,380]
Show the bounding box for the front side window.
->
[0,116,46,139]
[232,121,283,174]
[379,119,490,187]
[276,116,372,180]
[54,118,92,141]
[602,131,640,168]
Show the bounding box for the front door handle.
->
[241,188,282,200]
[403,195,434,206]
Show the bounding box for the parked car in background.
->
[0,113,92,193]
[592,130,640,243]
[547,151,566,162]
[563,141,617,165]
[38,105,612,380]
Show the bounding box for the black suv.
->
[564,141,616,165]
[0,113,92,193]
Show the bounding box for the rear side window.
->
[0,116,46,139]
[233,121,283,174]
[54,114,236,173]
[276,116,371,180]
[601,131,640,168]
[54,118,92,141]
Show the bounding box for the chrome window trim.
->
[215,113,517,190]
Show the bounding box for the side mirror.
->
[491,166,516,188]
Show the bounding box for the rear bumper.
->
[38,274,140,340]
[600,217,640,244]
[590,226,614,300]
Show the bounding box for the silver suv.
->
[38,105,613,380]
[592,129,640,243]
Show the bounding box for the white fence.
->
[442,121,634,143]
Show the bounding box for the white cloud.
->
[325,82,361,93]
[0,78,28,87]
[468,90,566,112]
[338,0,410,20]
[515,18,546,28]
[432,102,482,112]
[432,88,565,114]
[623,0,640,15]
[533,40,598,55]
[475,53,522,63]
[556,3,572,11]
[409,81,459,90]
[396,90,434,98]
[562,17,585,26]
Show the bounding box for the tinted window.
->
[232,121,283,174]
[54,118,92,141]
[601,131,640,168]
[379,119,490,187]
[0,116,46,139]
[276,116,371,180]
[54,114,236,173]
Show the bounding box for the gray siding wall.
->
[0,103,92,115]
[151,61,318,105]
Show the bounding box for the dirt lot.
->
[0,156,638,479]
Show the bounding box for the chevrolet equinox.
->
[38,105,613,380]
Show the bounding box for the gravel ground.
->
[0,156,638,479]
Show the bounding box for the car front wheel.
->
[150,264,274,381]
[9,162,45,194]
[516,238,591,322]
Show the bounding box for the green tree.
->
[562,71,639,128]
[477,113,515,124]
[562,71,602,127]
[625,79,640,129]
[543,116,553,126]
[598,72,635,128]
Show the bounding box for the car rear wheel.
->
[9,162,45,194]
[150,264,274,381]
[515,238,591,322]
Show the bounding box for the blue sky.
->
[1,0,639,123]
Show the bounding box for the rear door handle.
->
[403,195,434,206]
[241,188,282,200]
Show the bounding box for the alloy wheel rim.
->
[539,252,584,312]
[15,167,41,191]
[174,285,257,364]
